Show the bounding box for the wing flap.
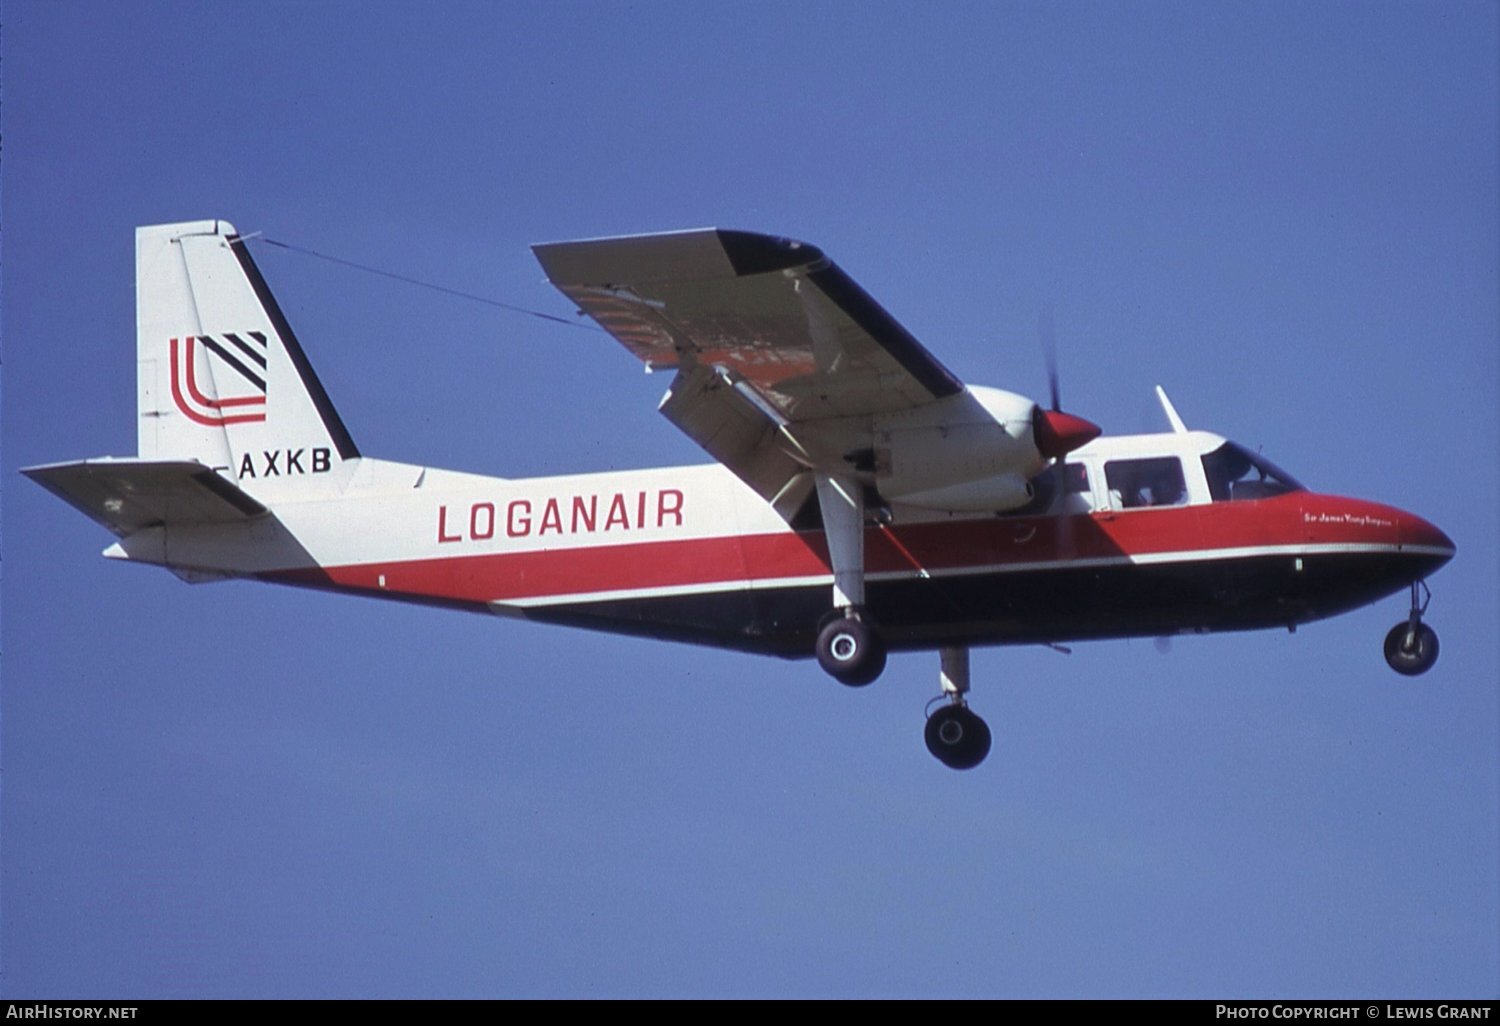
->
[658,364,811,510]
[23,458,267,537]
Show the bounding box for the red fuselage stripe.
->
[267,494,1446,605]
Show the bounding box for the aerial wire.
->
[247,235,602,333]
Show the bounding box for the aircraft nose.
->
[1399,510,1456,564]
[1300,495,1454,582]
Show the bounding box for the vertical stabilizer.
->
[135,220,359,485]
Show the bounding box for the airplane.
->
[25,220,1456,770]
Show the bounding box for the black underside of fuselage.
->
[519,550,1445,658]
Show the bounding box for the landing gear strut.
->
[923,647,991,770]
[808,473,992,765]
[1384,580,1440,676]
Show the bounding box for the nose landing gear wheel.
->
[924,705,992,770]
[816,616,887,686]
[1384,621,1439,676]
[1384,580,1440,676]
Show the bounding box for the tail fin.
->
[135,220,359,482]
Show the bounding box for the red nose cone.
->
[1034,408,1103,460]
[1400,511,1457,559]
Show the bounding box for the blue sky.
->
[3,1,1497,998]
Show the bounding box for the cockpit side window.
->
[1104,457,1187,509]
[1201,443,1304,502]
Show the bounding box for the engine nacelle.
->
[886,472,1035,513]
[876,386,1048,512]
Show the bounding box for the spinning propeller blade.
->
[1031,306,1100,459]
[1040,304,1061,411]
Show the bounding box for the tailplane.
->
[135,220,359,485]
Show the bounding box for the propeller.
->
[1030,306,1101,460]
[1028,306,1101,572]
[1040,304,1061,412]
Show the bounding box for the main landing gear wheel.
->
[924,705,992,771]
[1384,622,1439,676]
[816,615,887,686]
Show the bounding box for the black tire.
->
[924,705,992,770]
[1384,622,1439,676]
[815,616,887,686]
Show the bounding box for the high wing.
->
[533,229,963,419]
[533,229,968,509]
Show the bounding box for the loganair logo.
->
[169,333,268,427]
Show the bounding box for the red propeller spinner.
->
[1033,406,1102,460]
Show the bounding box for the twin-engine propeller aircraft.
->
[27,221,1455,769]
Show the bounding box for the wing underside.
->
[534,229,961,420]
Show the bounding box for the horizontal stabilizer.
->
[22,458,267,537]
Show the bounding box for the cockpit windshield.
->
[1201,442,1304,502]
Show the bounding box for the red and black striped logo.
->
[169,333,268,426]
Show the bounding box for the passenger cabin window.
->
[1201,443,1303,502]
[1105,457,1187,509]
